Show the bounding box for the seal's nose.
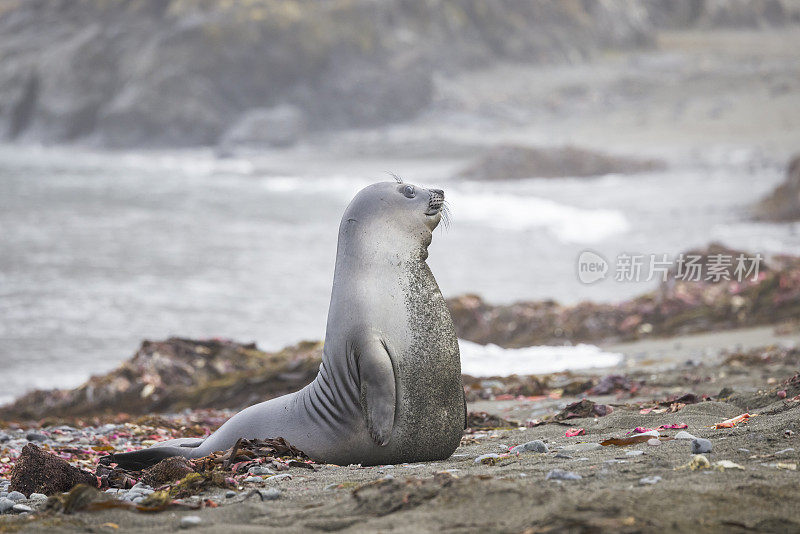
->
[428,189,444,211]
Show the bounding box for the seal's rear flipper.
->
[100,446,194,470]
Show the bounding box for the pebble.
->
[0,433,9,443]
[474,453,501,463]
[225,490,236,499]
[674,431,697,440]
[259,488,281,500]
[248,465,275,476]
[691,438,712,454]
[647,439,661,446]
[7,491,25,502]
[639,475,662,485]
[0,498,14,513]
[266,474,292,482]
[546,469,582,481]
[25,432,47,442]
[12,504,33,514]
[561,442,602,453]
[243,476,263,483]
[626,450,645,457]
[510,440,548,454]
[180,515,202,528]
[29,493,47,501]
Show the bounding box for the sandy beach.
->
[1,325,797,533]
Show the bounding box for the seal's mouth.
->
[425,189,444,216]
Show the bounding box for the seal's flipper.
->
[100,446,193,470]
[356,336,396,446]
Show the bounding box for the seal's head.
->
[339,181,446,261]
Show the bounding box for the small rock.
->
[25,432,47,442]
[674,431,697,440]
[266,474,292,482]
[0,434,11,443]
[180,515,202,528]
[639,475,662,485]
[737,448,750,453]
[561,442,603,453]
[243,476,262,483]
[474,453,501,464]
[0,498,14,513]
[777,390,787,399]
[7,491,25,502]
[647,439,661,446]
[225,490,236,499]
[546,469,582,481]
[259,488,281,500]
[626,450,645,457]
[28,493,47,501]
[248,465,275,476]
[785,430,795,438]
[510,440,548,454]
[12,504,33,513]
[691,438,712,454]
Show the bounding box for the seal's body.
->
[109,182,464,468]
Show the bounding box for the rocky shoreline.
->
[0,334,798,532]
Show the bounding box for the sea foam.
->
[458,339,622,377]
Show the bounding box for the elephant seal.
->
[107,181,465,468]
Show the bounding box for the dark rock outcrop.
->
[0,338,322,421]
[458,144,666,180]
[9,444,99,496]
[755,153,800,221]
[449,245,800,347]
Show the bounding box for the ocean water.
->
[1,144,798,403]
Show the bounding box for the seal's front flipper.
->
[356,336,396,446]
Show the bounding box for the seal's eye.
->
[402,185,415,198]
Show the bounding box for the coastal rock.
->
[9,444,99,497]
[755,153,800,221]
[458,144,665,180]
[0,339,322,420]
[448,244,800,347]
[0,1,653,148]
